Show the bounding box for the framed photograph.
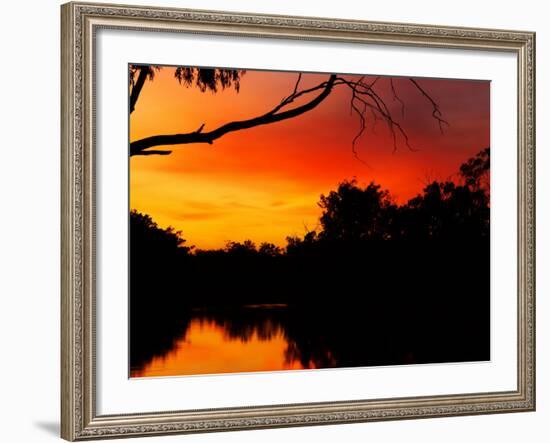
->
[61,1,536,440]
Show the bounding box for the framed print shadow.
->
[61,1,536,440]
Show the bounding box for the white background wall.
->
[0,0,546,442]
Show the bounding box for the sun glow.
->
[130,68,489,249]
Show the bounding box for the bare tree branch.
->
[129,67,150,114]
[336,76,415,154]
[292,73,302,96]
[137,150,173,156]
[272,75,334,115]
[409,78,450,133]
[130,75,337,156]
[390,79,406,118]
[130,69,448,159]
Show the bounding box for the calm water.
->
[130,295,488,378]
[131,305,311,377]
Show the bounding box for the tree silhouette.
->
[258,242,283,257]
[459,146,490,193]
[130,210,194,369]
[225,240,258,257]
[130,209,192,255]
[318,180,397,242]
[129,65,448,157]
[130,149,491,373]
[129,65,244,114]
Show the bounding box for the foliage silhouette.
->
[129,65,244,114]
[129,211,193,368]
[130,149,490,373]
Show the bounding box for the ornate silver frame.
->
[61,1,536,440]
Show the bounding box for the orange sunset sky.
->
[130,67,489,250]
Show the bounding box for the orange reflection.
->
[131,318,306,377]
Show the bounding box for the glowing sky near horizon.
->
[130,67,489,249]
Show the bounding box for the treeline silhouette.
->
[130,148,490,372]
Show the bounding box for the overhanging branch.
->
[130,75,337,156]
[130,73,448,159]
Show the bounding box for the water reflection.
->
[131,311,307,377]
[131,287,490,378]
